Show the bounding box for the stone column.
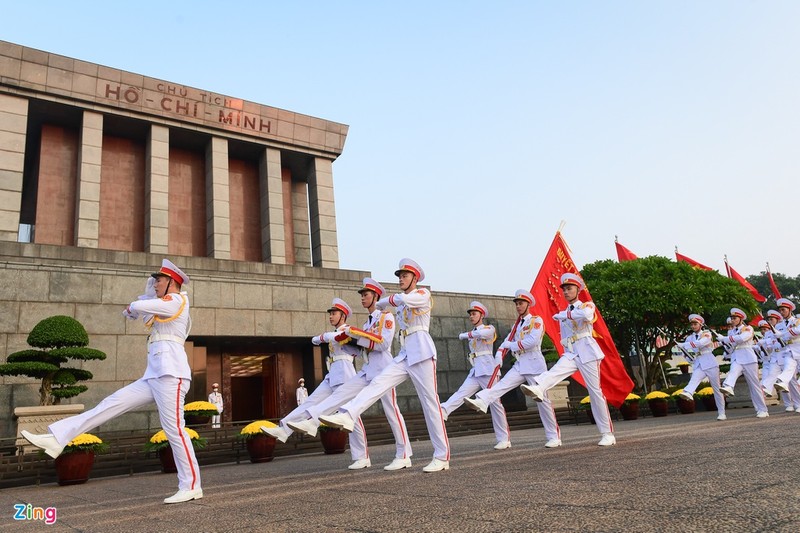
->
[307,157,338,268]
[74,111,103,248]
[145,124,169,254]
[259,147,286,264]
[292,181,311,266]
[206,137,231,260]
[0,94,27,242]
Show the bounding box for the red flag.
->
[615,239,638,262]
[675,251,713,271]
[767,263,782,299]
[725,259,766,303]
[530,232,634,408]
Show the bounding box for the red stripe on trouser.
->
[357,417,369,458]
[390,388,408,459]
[432,360,450,460]
[175,378,197,490]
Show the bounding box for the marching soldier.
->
[441,301,512,450]
[718,308,769,417]
[320,258,451,473]
[676,314,726,420]
[773,298,800,408]
[23,259,203,504]
[285,278,413,471]
[261,298,368,468]
[464,291,561,448]
[519,273,616,446]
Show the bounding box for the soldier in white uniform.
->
[676,314,726,420]
[296,378,308,406]
[23,259,202,504]
[464,291,562,448]
[440,301,511,450]
[261,299,367,465]
[772,298,800,410]
[286,278,413,471]
[321,258,451,473]
[718,308,770,417]
[520,273,617,446]
[757,315,785,402]
[208,383,223,428]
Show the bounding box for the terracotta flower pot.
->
[676,397,695,414]
[55,451,95,486]
[619,402,640,420]
[648,399,669,417]
[158,447,178,473]
[680,366,689,375]
[246,434,276,463]
[701,396,718,412]
[319,428,348,454]
[185,414,211,426]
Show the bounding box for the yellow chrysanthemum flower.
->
[241,420,277,435]
[695,387,714,396]
[645,391,670,400]
[625,393,641,401]
[580,395,591,404]
[67,433,103,446]
[149,427,201,444]
[184,401,220,412]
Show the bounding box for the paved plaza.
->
[2,406,798,532]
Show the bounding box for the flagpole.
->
[557,220,566,234]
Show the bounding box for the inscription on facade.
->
[102,83,271,135]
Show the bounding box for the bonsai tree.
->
[0,315,106,405]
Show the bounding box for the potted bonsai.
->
[54,433,108,486]
[183,401,220,426]
[619,393,641,420]
[0,315,106,406]
[239,420,278,463]
[144,428,207,473]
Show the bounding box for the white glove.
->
[500,340,515,351]
[343,325,352,336]
[553,311,568,320]
[144,277,156,298]
[458,332,469,340]
[122,306,135,319]
[321,331,336,343]
[376,297,391,310]
[311,335,322,345]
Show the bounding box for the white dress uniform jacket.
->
[129,292,192,379]
[723,324,758,365]
[324,326,361,387]
[389,288,436,365]
[355,310,397,380]
[680,331,718,371]
[558,301,604,364]
[468,324,498,377]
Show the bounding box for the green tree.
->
[0,315,106,405]
[581,256,759,392]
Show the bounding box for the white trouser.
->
[534,357,613,435]
[441,371,510,444]
[304,374,412,460]
[476,365,559,442]
[340,357,450,461]
[684,366,726,416]
[776,357,798,386]
[211,414,221,428]
[278,379,366,460]
[49,376,201,491]
[788,379,800,409]
[723,362,768,413]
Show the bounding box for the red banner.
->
[767,264,782,299]
[615,240,638,262]
[725,260,766,303]
[530,232,634,407]
[675,251,713,271]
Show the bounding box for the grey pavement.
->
[1,406,799,532]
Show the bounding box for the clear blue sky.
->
[6,1,800,295]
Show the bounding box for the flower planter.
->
[185,414,211,426]
[319,428,348,454]
[676,397,695,414]
[55,451,95,486]
[648,399,669,417]
[701,396,718,412]
[679,366,689,375]
[246,434,276,463]
[158,447,178,473]
[619,402,640,420]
